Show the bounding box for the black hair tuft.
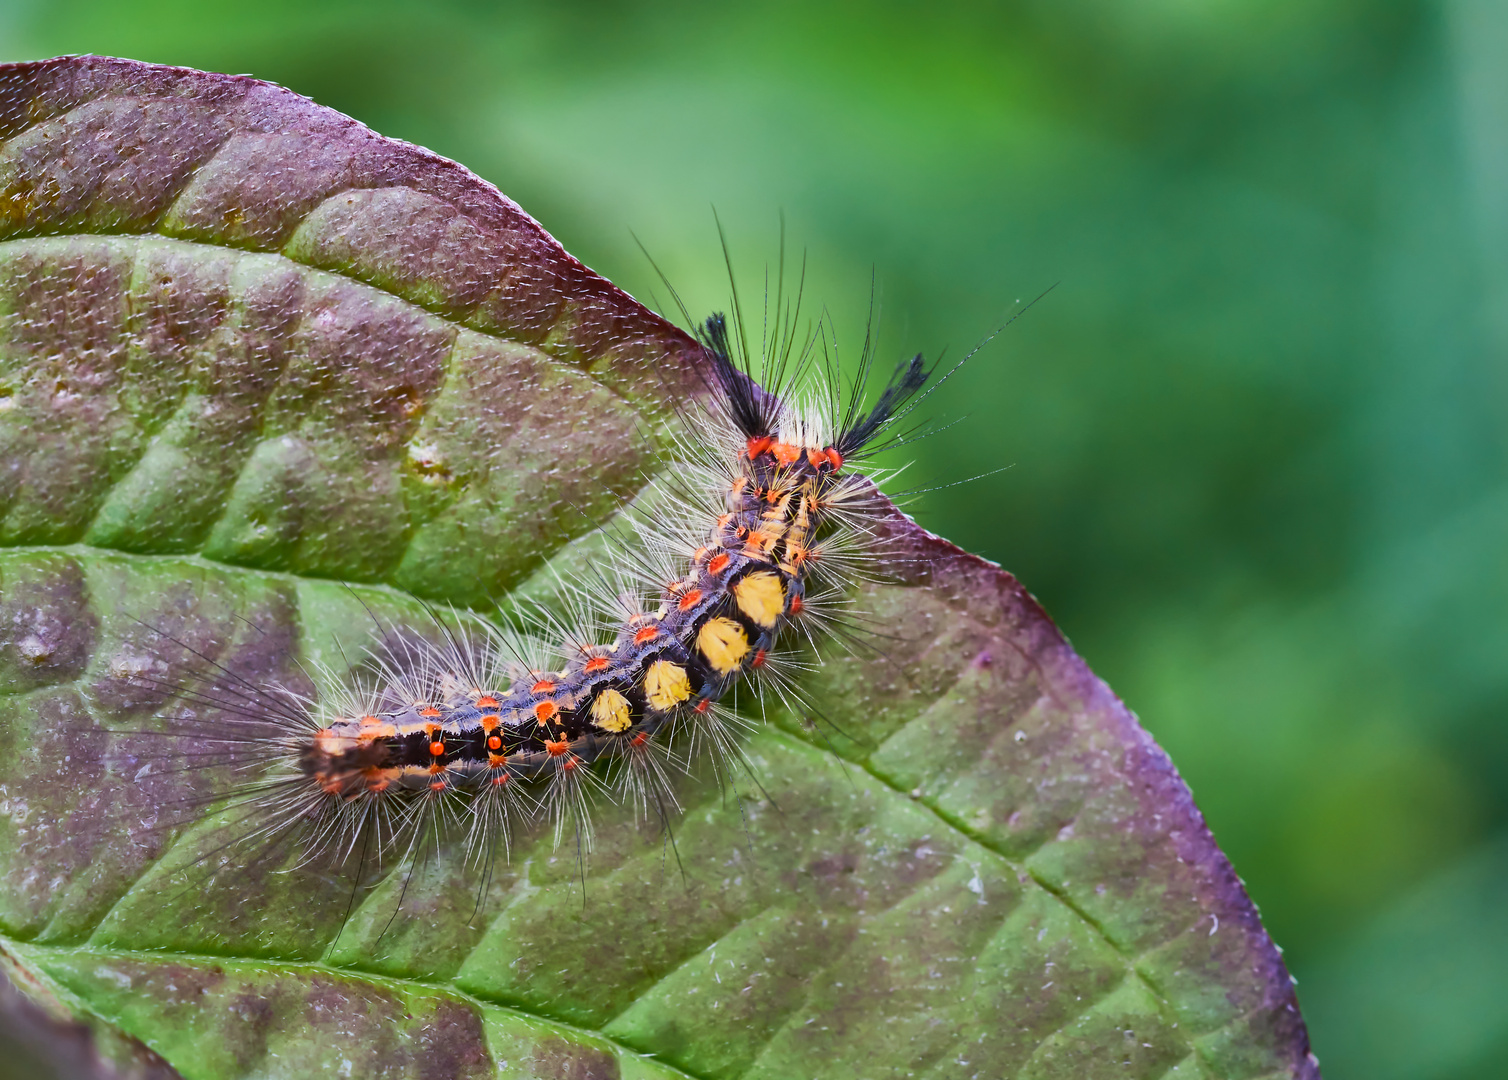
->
[697,312,780,440]
[834,353,930,457]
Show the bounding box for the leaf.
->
[0,57,1316,1080]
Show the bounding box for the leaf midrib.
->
[4,936,708,1080]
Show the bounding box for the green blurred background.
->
[2,1,1505,1075]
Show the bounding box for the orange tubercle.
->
[476,695,499,708]
[544,737,571,757]
[678,588,703,611]
[634,625,660,645]
[534,700,558,723]
[531,678,556,694]
[746,435,772,458]
[772,441,802,466]
[584,656,611,674]
[707,552,730,574]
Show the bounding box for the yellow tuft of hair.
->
[733,571,786,629]
[589,688,633,732]
[697,616,750,675]
[644,660,692,711]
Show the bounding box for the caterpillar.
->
[149,292,940,891]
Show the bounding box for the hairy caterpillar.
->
[145,289,945,896]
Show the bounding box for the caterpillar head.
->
[699,310,933,474]
[743,434,845,475]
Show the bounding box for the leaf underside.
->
[0,57,1315,1080]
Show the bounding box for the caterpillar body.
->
[175,306,935,877]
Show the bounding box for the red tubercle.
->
[694,698,712,715]
[751,649,768,669]
[429,740,445,756]
[487,734,503,751]
[788,594,805,616]
[429,779,446,791]
[630,731,649,747]
[634,625,660,645]
[531,678,556,694]
[677,588,703,611]
[583,656,611,674]
[707,552,730,575]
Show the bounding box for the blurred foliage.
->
[0,1,1504,1076]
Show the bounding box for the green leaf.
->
[0,57,1315,1080]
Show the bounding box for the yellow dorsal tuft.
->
[697,616,751,675]
[643,659,692,711]
[733,570,786,629]
[589,687,633,732]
